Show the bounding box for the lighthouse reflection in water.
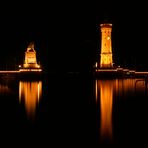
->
[19,81,42,119]
[96,80,113,141]
[95,78,147,143]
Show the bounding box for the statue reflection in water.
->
[19,81,42,119]
[96,80,113,141]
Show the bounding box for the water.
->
[0,75,148,146]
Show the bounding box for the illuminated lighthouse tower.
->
[100,23,113,68]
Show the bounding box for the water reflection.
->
[95,78,148,142]
[96,80,113,141]
[0,84,12,94]
[19,81,42,119]
[0,79,16,95]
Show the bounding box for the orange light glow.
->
[25,42,37,64]
[99,80,113,140]
[95,80,98,102]
[21,42,42,70]
[95,80,113,140]
[19,81,42,119]
[95,62,98,68]
[100,23,113,68]
[36,65,40,68]
[19,69,42,72]
[0,71,20,73]
[95,79,148,141]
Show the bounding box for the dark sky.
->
[0,1,148,71]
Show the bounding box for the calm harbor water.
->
[0,75,148,146]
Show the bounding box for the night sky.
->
[0,1,148,72]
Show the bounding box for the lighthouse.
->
[100,23,113,68]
